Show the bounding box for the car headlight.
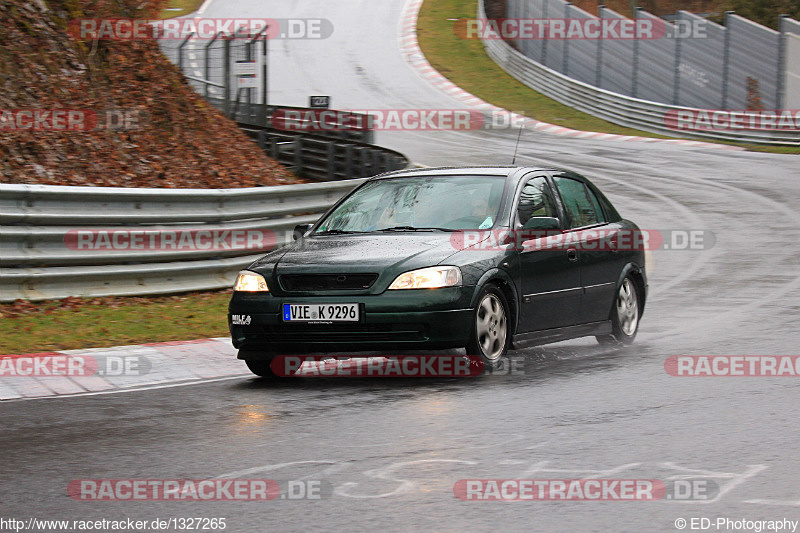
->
[388,266,462,290]
[234,271,269,292]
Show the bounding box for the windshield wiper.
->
[377,226,452,232]
[314,229,364,235]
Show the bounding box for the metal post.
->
[673,14,683,105]
[232,88,243,121]
[223,37,231,116]
[294,138,303,178]
[631,7,641,98]
[777,15,788,110]
[541,0,549,65]
[326,143,336,180]
[205,32,221,98]
[245,38,252,120]
[721,11,733,109]
[344,145,354,178]
[178,32,194,72]
[596,5,605,88]
[262,28,268,124]
[563,3,571,75]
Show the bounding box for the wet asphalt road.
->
[3,0,800,531]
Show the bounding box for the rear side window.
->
[554,176,605,228]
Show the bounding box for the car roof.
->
[370,166,573,180]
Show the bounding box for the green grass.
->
[0,291,232,355]
[416,0,800,154]
[158,0,205,19]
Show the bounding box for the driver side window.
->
[517,176,558,227]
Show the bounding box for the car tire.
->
[466,284,511,370]
[596,276,640,346]
[241,351,278,378]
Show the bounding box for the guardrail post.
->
[355,147,366,177]
[258,130,266,151]
[344,144,354,178]
[371,150,381,176]
[294,138,304,177]
[326,143,336,180]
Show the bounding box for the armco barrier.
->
[478,0,800,145]
[239,123,407,181]
[0,179,367,301]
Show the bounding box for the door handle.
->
[567,248,578,262]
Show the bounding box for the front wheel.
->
[240,351,278,378]
[466,285,510,369]
[596,276,640,346]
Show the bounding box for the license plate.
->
[283,303,359,322]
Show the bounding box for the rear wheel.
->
[466,285,510,370]
[596,276,640,346]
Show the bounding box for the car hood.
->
[249,232,459,291]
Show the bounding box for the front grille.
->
[280,274,379,291]
[254,323,427,342]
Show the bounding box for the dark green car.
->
[229,166,647,377]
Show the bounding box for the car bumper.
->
[228,287,475,355]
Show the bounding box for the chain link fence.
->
[506,0,800,111]
[159,30,373,143]
[158,31,409,178]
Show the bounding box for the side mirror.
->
[293,223,313,240]
[522,216,560,230]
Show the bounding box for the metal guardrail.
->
[240,123,405,181]
[0,179,367,301]
[479,0,800,145]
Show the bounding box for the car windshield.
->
[315,175,505,233]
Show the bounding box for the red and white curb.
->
[397,0,741,150]
[0,338,247,401]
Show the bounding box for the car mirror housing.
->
[293,223,314,240]
[522,216,561,230]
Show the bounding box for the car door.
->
[514,175,582,333]
[552,174,619,324]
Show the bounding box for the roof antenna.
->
[511,122,525,165]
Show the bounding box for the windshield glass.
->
[315,175,505,233]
